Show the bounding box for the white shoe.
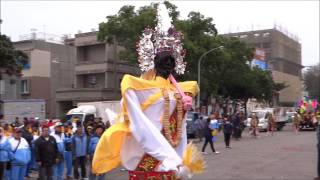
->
[120,168,127,171]
[202,152,209,155]
[214,151,220,154]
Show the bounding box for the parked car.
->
[285,112,296,123]
[246,108,291,131]
[66,101,120,130]
[186,111,199,138]
[246,110,268,132]
[186,111,213,138]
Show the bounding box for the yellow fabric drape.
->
[141,91,163,111]
[92,122,130,174]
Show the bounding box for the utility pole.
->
[197,46,224,109]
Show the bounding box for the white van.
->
[246,108,288,131]
[246,108,274,131]
[65,101,120,130]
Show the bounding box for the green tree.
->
[0,34,28,76]
[203,36,254,97]
[97,3,158,62]
[97,1,278,109]
[303,63,320,101]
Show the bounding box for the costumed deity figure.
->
[92,3,205,179]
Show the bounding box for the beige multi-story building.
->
[56,31,139,117]
[13,40,76,118]
[222,28,303,105]
[0,70,21,101]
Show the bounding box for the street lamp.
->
[197,46,224,109]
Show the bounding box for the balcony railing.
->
[56,88,120,101]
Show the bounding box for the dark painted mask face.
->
[154,51,176,79]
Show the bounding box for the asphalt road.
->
[28,124,317,180]
[103,124,317,180]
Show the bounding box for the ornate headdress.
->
[136,3,186,74]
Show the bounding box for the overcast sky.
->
[1,0,319,66]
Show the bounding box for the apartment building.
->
[56,31,139,117]
[222,28,303,105]
[13,39,76,118]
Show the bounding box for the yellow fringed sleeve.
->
[183,142,206,174]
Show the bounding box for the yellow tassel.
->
[182,141,206,174]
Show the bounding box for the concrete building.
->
[0,70,22,117]
[13,40,76,118]
[56,31,139,118]
[222,28,303,105]
[0,70,21,101]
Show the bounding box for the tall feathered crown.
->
[136,3,186,74]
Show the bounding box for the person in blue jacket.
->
[209,114,220,143]
[64,122,73,180]
[72,124,88,179]
[51,122,65,180]
[8,128,31,180]
[0,127,12,179]
[88,124,105,180]
[30,121,40,171]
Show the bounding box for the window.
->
[0,80,5,94]
[82,73,105,88]
[22,51,31,69]
[83,75,97,88]
[88,75,97,86]
[262,32,270,37]
[239,35,248,38]
[21,79,29,94]
[23,62,31,69]
[78,44,106,62]
[254,33,260,37]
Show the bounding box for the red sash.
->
[136,154,160,172]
